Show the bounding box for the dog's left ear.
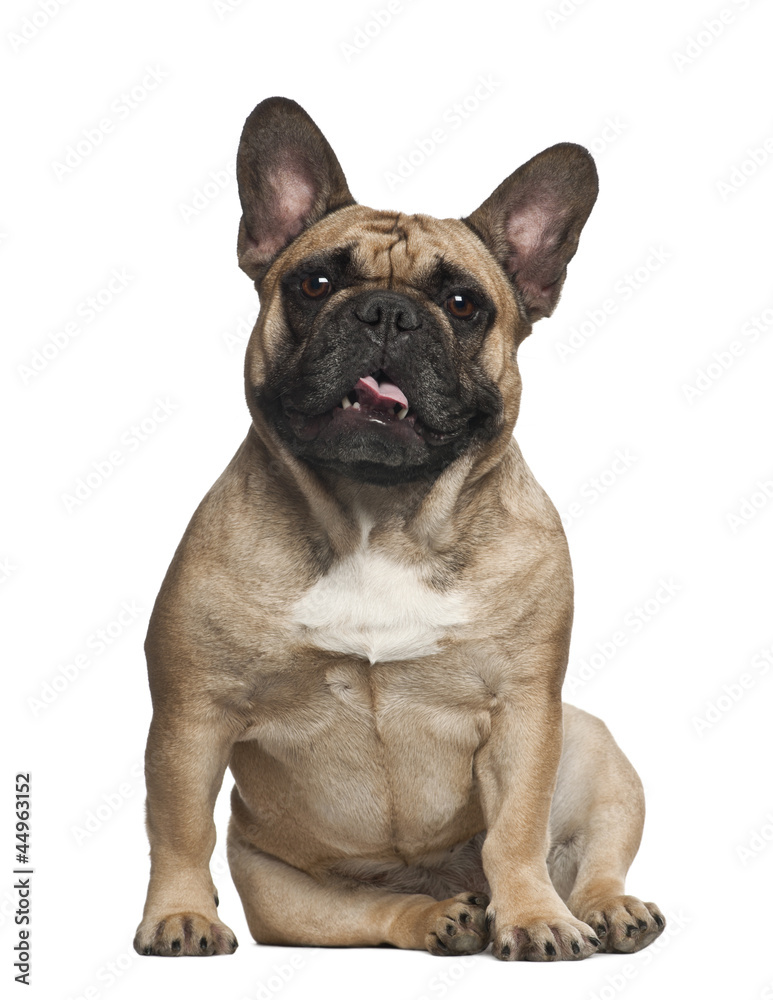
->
[236,97,355,279]
[464,143,598,322]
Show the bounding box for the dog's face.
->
[249,207,516,484]
[236,99,598,485]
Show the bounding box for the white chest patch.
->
[291,547,469,664]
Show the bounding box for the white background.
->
[3,0,773,998]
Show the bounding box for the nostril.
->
[395,311,421,332]
[354,305,382,326]
[354,294,421,332]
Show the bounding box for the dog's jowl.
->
[133,97,665,961]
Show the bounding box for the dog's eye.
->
[446,293,475,319]
[301,274,332,300]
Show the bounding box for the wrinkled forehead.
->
[267,204,515,304]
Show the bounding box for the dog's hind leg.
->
[227,822,490,955]
[548,704,666,953]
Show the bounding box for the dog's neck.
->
[242,423,519,557]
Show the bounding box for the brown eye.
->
[301,274,331,299]
[446,293,475,319]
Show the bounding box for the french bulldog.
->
[133,97,665,961]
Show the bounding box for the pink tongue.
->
[355,376,408,410]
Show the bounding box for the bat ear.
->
[464,143,598,322]
[236,97,355,279]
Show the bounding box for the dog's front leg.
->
[133,709,239,956]
[475,659,601,962]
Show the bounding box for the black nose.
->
[353,291,422,336]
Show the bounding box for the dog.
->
[133,97,665,961]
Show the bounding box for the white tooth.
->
[397,406,409,420]
[352,402,361,410]
[342,396,352,409]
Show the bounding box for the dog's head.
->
[237,98,597,485]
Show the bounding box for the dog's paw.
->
[575,895,665,953]
[425,893,491,956]
[134,912,238,956]
[491,912,601,961]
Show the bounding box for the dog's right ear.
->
[236,97,355,280]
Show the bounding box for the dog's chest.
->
[289,545,469,665]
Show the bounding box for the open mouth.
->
[283,370,457,446]
[339,373,410,422]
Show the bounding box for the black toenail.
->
[589,936,601,947]
[596,924,607,937]
[142,946,151,955]
[171,940,181,953]
[214,894,219,907]
[459,912,470,925]
[654,914,663,927]
[446,923,456,935]
[200,937,207,949]
[229,938,238,950]
[545,942,556,955]
[637,920,647,930]
[572,941,580,954]
[625,924,637,937]
[501,944,511,958]
[486,912,494,930]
